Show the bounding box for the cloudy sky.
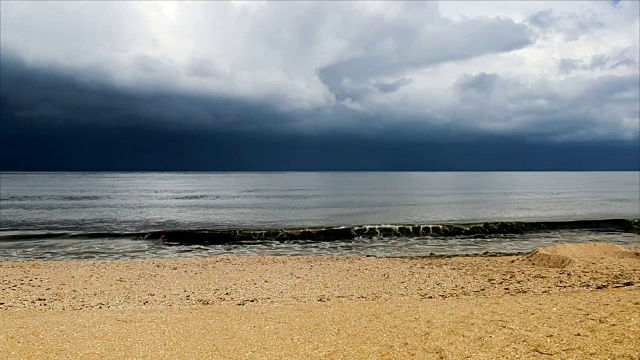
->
[1,1,638,170]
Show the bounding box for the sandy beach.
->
[1,242,639,359]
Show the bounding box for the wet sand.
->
[1,242,639,358]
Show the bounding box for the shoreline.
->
[2,218,639,262]
[3,218,639,242]
[1,242,639,358]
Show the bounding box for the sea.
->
[1,172,639,261]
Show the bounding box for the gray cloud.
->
[557,58,583,74]
[456,72,500,95]
[186,57,224,79]
[450,71,639,141]
[527,9,604,41]
[557,47,639,74]
[610,58,637,69]
[528,9,557,29]
[318,16,532,101]
[374,78,414,94]
[608,47,639,69]
[590,54,610,70]
[133,55,175,75]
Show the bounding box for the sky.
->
[1,1,639,170]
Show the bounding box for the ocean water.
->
[1,172,639,260]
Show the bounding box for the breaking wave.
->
[2,219,638,244]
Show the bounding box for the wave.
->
[1,195,106,201]
[1,219,638,243]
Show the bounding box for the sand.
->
[1,242,639,359]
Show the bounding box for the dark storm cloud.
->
[0,53,297,133]
[1,1,638,171]
[1,53,638,171]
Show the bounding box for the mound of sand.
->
[520,242,640,268]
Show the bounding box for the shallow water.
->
[1,230,639,261]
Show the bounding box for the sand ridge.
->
[520,242,640,268]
